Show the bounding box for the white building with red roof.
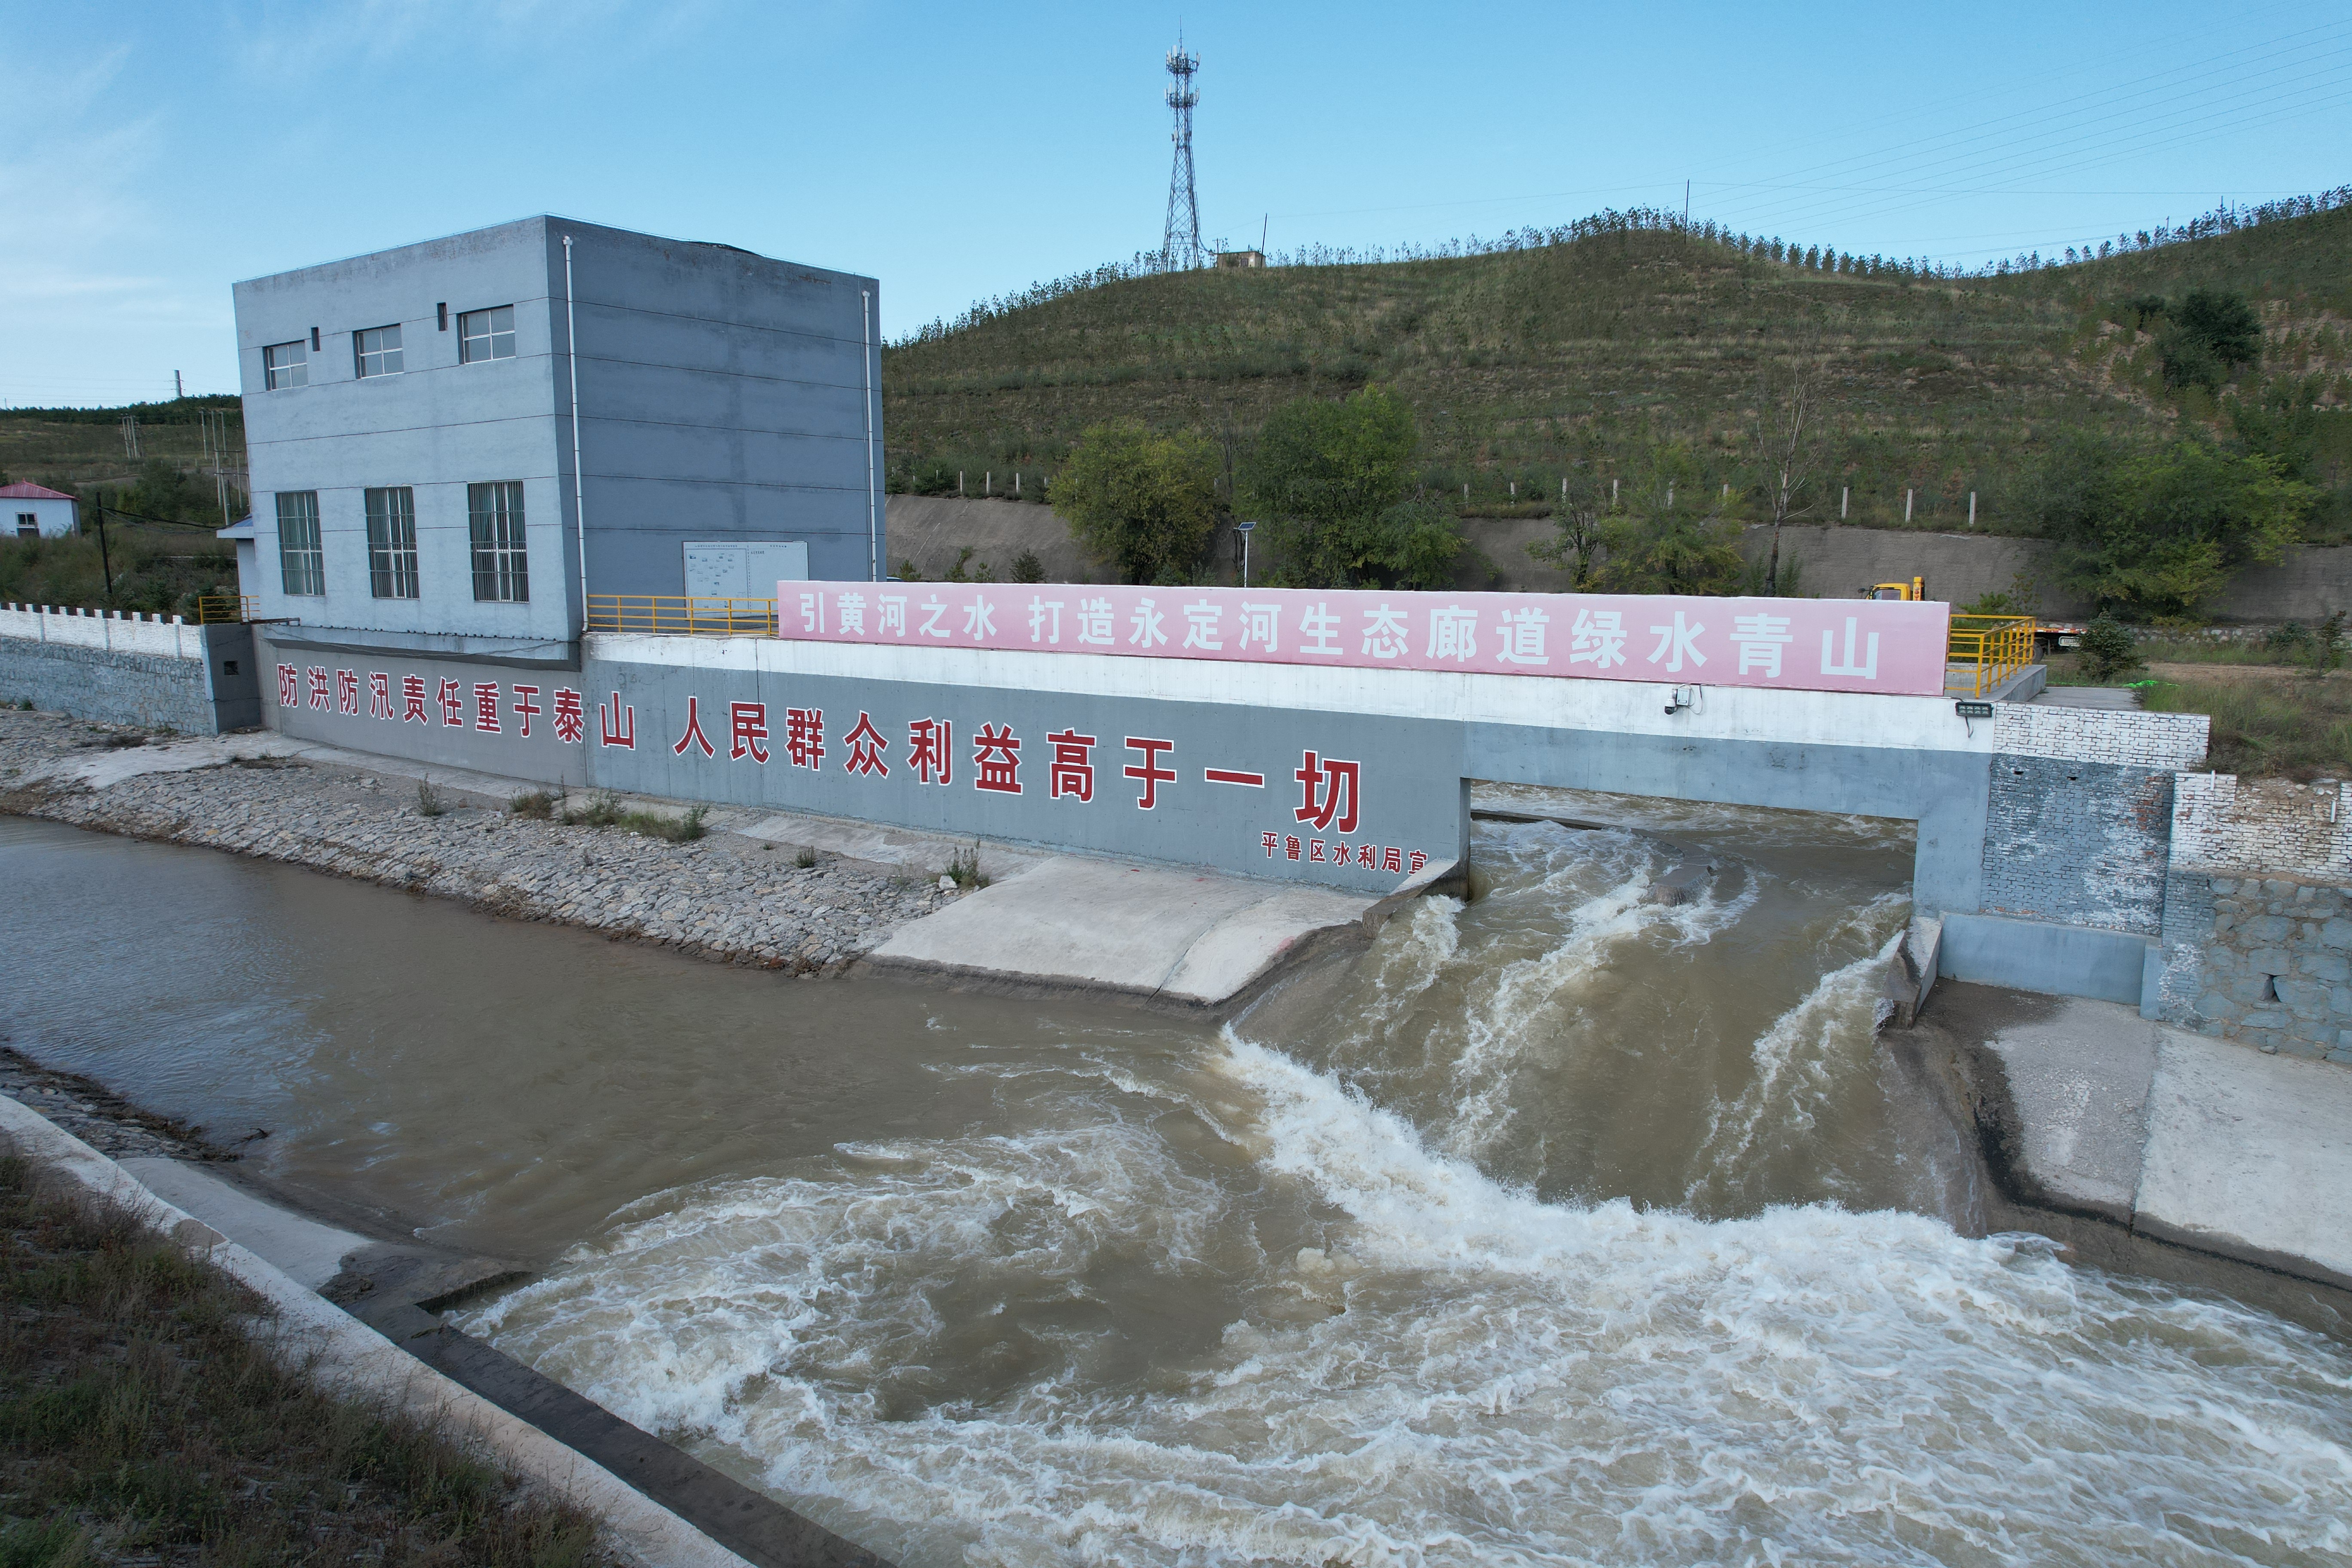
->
[0,482,79,539]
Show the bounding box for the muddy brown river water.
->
[5,803,2350,1567]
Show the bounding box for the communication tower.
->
[1161,40,1204,269]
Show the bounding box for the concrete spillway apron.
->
[0,1094,890,1568]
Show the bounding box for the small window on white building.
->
[467,481,528,603]
[364,487,419,599]
[459,306,516,364]
[354,324,404,378]
[263,340,308,390]
[276,491,324,596]
[15,513,36,538]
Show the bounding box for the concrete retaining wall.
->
[878,503,2352,624]
[0,625,260,735]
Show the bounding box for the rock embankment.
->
[0,711,954,974]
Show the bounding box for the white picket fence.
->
[0,603,205,660]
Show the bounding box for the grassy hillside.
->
[882,199,2352,538]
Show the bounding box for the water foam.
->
[464,1026,2352,1568]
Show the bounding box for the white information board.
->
[683,540,808,599]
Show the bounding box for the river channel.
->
[5,803,2350,1567]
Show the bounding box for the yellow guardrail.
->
[587,595,776,636]
[1948,614,2038,697]
[195,594,257,624]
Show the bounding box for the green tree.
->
[1241,387,1461,587]
[1055,420,1219,584]
[1590,453,1745,594]
[2041,435,2313,619]
[1529,472,1606,588]
[2158,288,2263,391]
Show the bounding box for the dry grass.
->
[0,1153,609,1566]
[2141,673,2352,780]
[882,206,2352,529]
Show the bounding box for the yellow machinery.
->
[1864,577,1926,601]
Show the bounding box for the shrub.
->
[2076,616,2143,681]
[415,781,446,818]
[508,789,560,819]
[1011,548,1046,583]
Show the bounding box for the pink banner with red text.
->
[774,582,1952,697]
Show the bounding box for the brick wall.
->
[1979,756,2174,934]
[1991,702,2210,769]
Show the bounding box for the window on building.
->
[276,491,324,596]
[364,486,419,599]
[458,305,516,364]
[263,340,308,390]
[15,513,36,538]
[354,324,404,378]
[467,481,528,602]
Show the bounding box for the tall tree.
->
[1055,420,1219,584]
[1750,339,1827,594]
[1241,387,1460,588]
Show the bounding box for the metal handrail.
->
[195,594,257,625]
[1948,614,2038,697]
[586,594,776,637]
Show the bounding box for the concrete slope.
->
[1982,996,2352,1287]
[867,854,1375,1008]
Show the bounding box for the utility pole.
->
[93,491,115,601]
[174,370,183,400]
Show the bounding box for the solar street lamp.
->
[1235,519,1256,588]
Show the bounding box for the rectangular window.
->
[263,340,308,390]
[16,513,37,538]
[354,324,404,378]
[364,487,419,599]
[458,305,516,364]
[467,481,529,603]
[276,491,323,596]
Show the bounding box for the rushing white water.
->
[456,807,2352,1567]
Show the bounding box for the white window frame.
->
[354,324,404,378]
[276,491,324,597]
[467,481,529,603]
[263,340,308,390]
[458,305,516,364]
[364,486,420,600]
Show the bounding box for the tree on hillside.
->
[2040,435,2313,619]
[1749,339,1828,594]
[1593,450,1746,595]
[1528,472,1606,588]
[2158,288,2263,391]
[1055,421,1219,584]
[1241,388,1462,588]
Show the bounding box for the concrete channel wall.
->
[239,625,2212,1010]
[38,609,2340,1028]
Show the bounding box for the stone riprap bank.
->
[0,711,951,974]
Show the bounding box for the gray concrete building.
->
[230,217,882,665]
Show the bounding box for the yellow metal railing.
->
[1948,614,2039,697]
[195,594,257,624]
[586,595,776,637]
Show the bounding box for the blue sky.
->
[4,0,2347,407]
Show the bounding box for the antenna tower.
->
[1161,40,1203,269]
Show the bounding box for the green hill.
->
[882,197,2352,539]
